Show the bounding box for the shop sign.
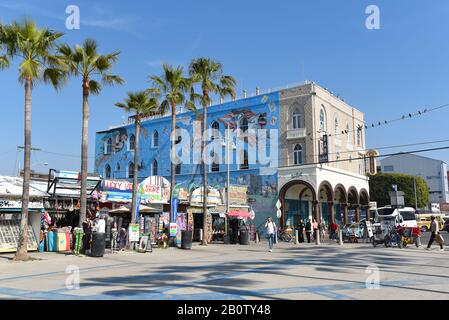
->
[139,176,170,204]
[101,180,134,202]
[128,224,140,242]
[190,187,222,205]
[0,199,43,210]
[228,185,248,205]
[169,223,177,237]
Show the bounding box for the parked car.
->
[416,213,445,232]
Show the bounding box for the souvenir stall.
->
[224,185,252,243]
[187,187,223,243]
[0,176,46,253]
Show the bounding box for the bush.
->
[369,173,429,208]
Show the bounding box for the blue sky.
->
[1,0,449,175]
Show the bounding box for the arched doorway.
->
[318,181,333,226]
[347,187,359,223]
[334,184,347,225]
[279,180,317,229]
[359,189,370,221]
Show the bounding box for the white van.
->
[375,206,417,228]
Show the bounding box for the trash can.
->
[181,230,192,250]
[90,232,106,257]
[74,228,84,255]
[239,228,249,245]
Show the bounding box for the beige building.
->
[278,82,370,226]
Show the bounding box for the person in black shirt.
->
[297,219,305,243]
[305,219,312,243]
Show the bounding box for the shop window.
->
[292,109,302,129]
[129,134,136,151]
[211,121,220,140]
[128,162,134,179]
[153,130,159,147]
[152,160,158,176]
[240,150,249,170]
[104,164,111,179]
[293,144,303,165]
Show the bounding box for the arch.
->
[211,121,220,140]
[279,180,317,229]
[333,184,347,203]
[347,186,359,223]
[334,183,347,224]
[318,180,334,225]
[318,181,333,202]
[153,130,159,147]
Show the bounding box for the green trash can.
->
[74,228,84,255]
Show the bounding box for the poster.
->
[170,223,178,237]
[128,224,140,242]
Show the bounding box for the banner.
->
[171,198,179,223]
[228,185,248,205]
[169,223,177,237]
[128,224,140,242]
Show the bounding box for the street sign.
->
[319,134,329,163]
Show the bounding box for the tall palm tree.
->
[1,19,66,261]
[0,23,9,70]
[57,39,124,226]
[115,91,160,225]
[188,58,236,246]
[147,64,196,239]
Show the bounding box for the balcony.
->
[286,128,307,140]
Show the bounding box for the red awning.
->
[226,210,250,218]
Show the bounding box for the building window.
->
[211,121,220,140]
[240,150,249,170]
[152,160,158,176]
[153,130,159,147]
[115,163,121,177]
[128,162,134,179]
[357,127,362,146]
[293,144,303,165]
[319,107,326,132]
[383,165,394,172]
[104,165,111,179]
[104,138,113,154]
[175,163,182,175]
[129,134,136,151]
[334,117,339,136]
[240,118,248,132]
[292,109,302,129]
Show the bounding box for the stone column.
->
[343,204,348,225]
[328,201,334,224]
[355,205,360,222]
[365,206,371,221]
[313,200,320,221]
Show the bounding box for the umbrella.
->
[226,210,250,218]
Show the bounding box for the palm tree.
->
[57,39,124,226]
[0,23,9,70]
[115,91,160,225]
[1,19,66,261]
[188,58,236,246]
[148,64,196,239]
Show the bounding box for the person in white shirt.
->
[94,217,106,233]
[265,217,276,252]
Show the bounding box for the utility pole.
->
[225,123,231,235]
[17,146,41,176]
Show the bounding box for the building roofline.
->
[381,153,447,165]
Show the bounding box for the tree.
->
[147,64,196,242]
[1,19,66,261]
[57,39,124,226]
[115,91,160,225]
[188,58,236,245]
[369,173,429,208]
[0,23,9,69]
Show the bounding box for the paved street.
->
[0,241,448,300]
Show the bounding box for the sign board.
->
[171,198,179,223]
[0,220,38,253]
[101,180,134,202]
[0,199,43,210]
[190,187,222,205]
[128,224,140,242]
[228,185,248,205]
[169,223,177,237]
[319,134,329,163]
[139,176,170,204]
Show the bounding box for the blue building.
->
[95,82,370,230]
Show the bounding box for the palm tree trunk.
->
[130,116,140,225]
[201,103,208,246]
[14,77,32,261]
[169,103,176,245]
[79,81,89,227]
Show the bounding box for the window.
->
[293,144,303,165]
[128,162,134,179]
[292,109,302,129]
[105,138,113,154]
[152,160,158,176]
[357,127,362,146]
[115,163,121,177]
[383,165,394,172]
[211,121,220,140]
[319,107,326,132]
[104,165,111,179]
[153,130,159,147]
[240,150,249,170]
[240,118,248,132]
[334,117,339,136]
[129,134,136,151]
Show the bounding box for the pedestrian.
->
[331,221,338,241]
[297,219,305,243]
[119,227,128,251]
[312,219,318,241]
[305,219,312,243]
[319,220,326,242]
[427,215,444,251]
[265,217,276,252]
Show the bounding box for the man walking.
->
[265,217,276,252]
[297,219,305,243]
[427,215,444,251]
[305,219,312,243]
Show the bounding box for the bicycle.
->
[277,229,293,242]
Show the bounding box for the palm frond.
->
[89,79,102,95]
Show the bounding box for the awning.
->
[226,210,250,218]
